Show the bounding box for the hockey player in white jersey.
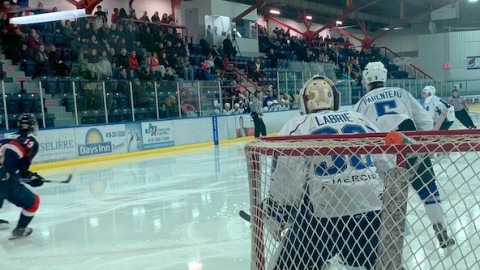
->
[422,85,455,130]
[353,61,455,249]
[267,75,389,270]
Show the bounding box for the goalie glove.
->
[26,171,44,187]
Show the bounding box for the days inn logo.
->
[78,128,112,156]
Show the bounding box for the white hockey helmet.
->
[362,61,388,86]
[422,85,436,96]
[299,75,340,114]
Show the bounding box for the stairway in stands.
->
[0,56,77,128]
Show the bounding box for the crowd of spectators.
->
[257,25,384,86]
[0,0,389,122]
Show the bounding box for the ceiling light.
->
[306,15,312,20]
[468,0,478,3]
[336,20,343,25]
[270,9,280,15]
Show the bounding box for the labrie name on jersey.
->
[271,110,385,218]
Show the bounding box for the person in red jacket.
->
[128,50,140,70]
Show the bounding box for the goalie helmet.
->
[18,113,38,135]
[423,85,436,96]
[362,61,388,86]
[299,75,340,115]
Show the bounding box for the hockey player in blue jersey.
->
[266,75,392,269]
[0,113,44,240]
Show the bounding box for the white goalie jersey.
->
[423,95,455,123]
[269,110,390,219]
[353,87,433,132]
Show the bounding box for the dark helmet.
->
[18,113,38,135]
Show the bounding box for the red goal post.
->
[245,130,480,270]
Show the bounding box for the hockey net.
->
[245,130,480,270]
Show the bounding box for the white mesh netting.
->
[245,130,480,270]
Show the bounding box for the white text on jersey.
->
[362,90,402,106]
[315,113,353,126]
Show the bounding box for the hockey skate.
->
[0,219,9,230]
[433,223,455,249]
[9,227,33,240]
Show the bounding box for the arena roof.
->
[232,0,480,34]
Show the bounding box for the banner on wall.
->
[234,115,254,138]
[75,125,127,157]
[141,121,175,150]
[467,56,480,69]
[125,123,144,152]
[35,129,77,163]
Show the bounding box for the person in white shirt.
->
[268,75,390,269]
[222,103,232,115]
[353,61,455,249]
[422,85,455,130]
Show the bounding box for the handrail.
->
[381,47,433,80]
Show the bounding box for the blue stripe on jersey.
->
[365,125,376,132]
[289,116,309,135]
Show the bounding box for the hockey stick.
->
[239,210,251,222]
[21,174,73,184]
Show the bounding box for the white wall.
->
[419,30,480,80]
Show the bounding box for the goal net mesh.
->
[245,130,480,270]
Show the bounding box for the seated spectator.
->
[163,67,176,81]
[231,103,243,115]
[27,29,44,57]
[132,78,153,107]
[4,26,25,64]
[262,87,276,107]
[138,65,154,81]
[48,44,70,77]
[183,56,194,81]
[180,100,198,117]
[158,52,170,78]
[98,50,113,79]
[33,44,49,79]
[116,48,129,70]
[149,51,162,79]
[279,92,293,105]
[222,103,232,115]
[18,43,31,73]
[204,68,216,80]
[128,50,140,70]
[206,55,215,70]
[161,95,178,117]
[86,48,101,80]
[88,34,103,52]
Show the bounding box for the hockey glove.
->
[27,172,44,187]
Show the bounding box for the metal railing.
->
[2,75,480,132]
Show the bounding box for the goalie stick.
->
[239,210,251,222]
[21,174,73,184]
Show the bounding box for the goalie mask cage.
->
[245,130,480,270]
